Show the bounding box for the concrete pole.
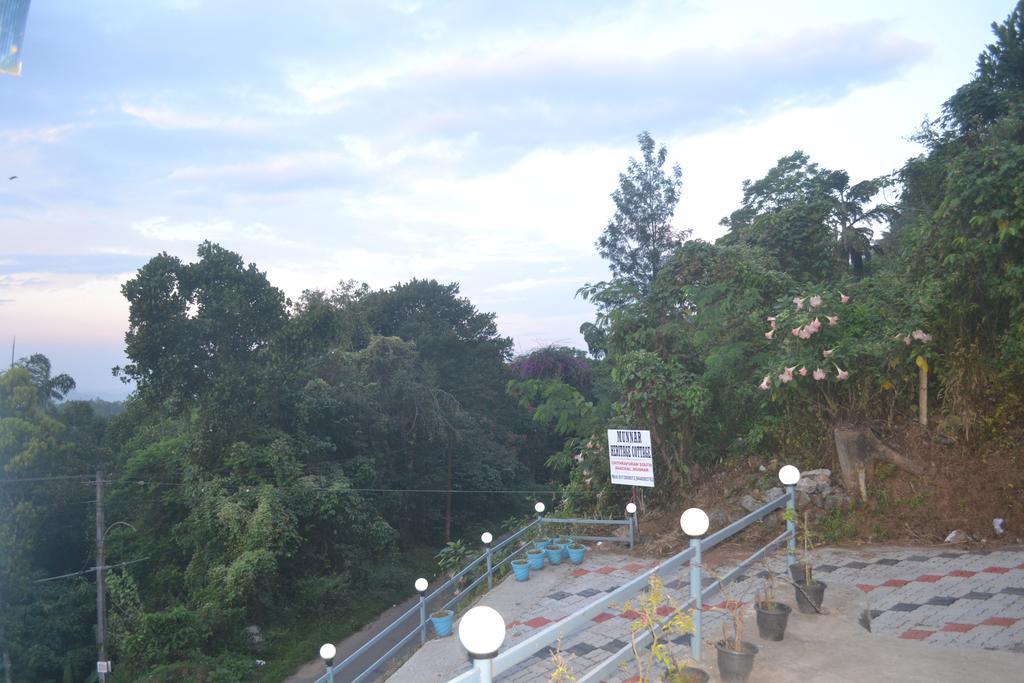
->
[95,471,108,682]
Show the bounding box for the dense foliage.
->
[3,3,1024,680]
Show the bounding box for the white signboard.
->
[607,429,654,487]
[97,661,112,674]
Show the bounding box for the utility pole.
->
[95,471,108,682]
[9,336,13,367]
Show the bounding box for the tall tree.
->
[597,131,687,296]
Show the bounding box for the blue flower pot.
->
[534,538,551,551]
[567,543,586,565]
[546,544,564,565]
[430,609,454,637]
[512,559,530,581]
[558,538,571,561]
[526,549,546,570]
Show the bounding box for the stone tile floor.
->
[493,546,1024,683]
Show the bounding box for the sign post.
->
[607,429,655,488]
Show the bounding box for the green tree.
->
[597,131,686,297]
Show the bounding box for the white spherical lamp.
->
[481,531,493,545]
[458,605,506,657]
[626,502,637,515]
[778,465,801,486]
[680,508,710,537]
[319,642,336,663]
[414,577,428,593]
[534,501,545,514]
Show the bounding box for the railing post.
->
[680,507,710,663]
[689,536,703,661]
[785,484,796,571]
[778,465,801,573]
[415,578,429,645]
[481,532,494,591]
[626,502,637,550]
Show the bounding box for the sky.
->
[0,0,1016,400]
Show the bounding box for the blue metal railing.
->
[446,486,797,682]
[313,512,635,683]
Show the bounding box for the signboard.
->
[97,661,111,674]
[607,429,654,487]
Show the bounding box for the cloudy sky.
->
[0,0,1014,399]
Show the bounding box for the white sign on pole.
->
[97,661,112,674]
[607,429,654,487]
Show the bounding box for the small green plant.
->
[820,508,857,543]
[618,575,697,683]
[435,540,473,593]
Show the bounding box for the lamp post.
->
[415,577,429,645]
[319,643,336,683]
[626,502,638,549]
[534,502,545,540]
[458,606,506,683]
[481,532,494,590]
[778,465,801,572]
[680,507,710,661]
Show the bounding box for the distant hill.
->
[80,397,126,420]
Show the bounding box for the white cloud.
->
[121,103,265,131]
[131,216,281,244]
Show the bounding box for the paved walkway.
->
[386,544,1024,682]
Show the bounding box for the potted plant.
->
[791,511,826,614]
[623,575,707,683]
[526,547,546,570]
[714,585,758,683]
[534,537,552,551]
[552,533,572,561]
[753,570,791,641]
[567,542,587,565]
[545,542,564,565]
[430,609,455,637]
[511,558,530,581]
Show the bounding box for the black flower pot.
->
[790,561,812,583]
[793,580,827,614]
[754,601,792,641]
[666,666,710,683]
[715,640,758,683]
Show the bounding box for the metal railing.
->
[537,515,636,548]
[314,510,637,683]
[446,484,797,682]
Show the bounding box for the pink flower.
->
[834,364,849,381]
[809,294,822,309]
[791,327,801,337]
[798,327,812,340]
[799,366,808,376]
[793,296,805,310]
[839,292,850,304]
[759,375,772,391]
[822,348,835,358]
[813,368,826,381]
[767,316,777,329]
[903,334,913,345]
[808,318,822,333]
[764,329,775,340]
[778,366,796,384]
[911,329,932,343]
[826,315,838,326]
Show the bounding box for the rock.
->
[993,518,1005,536]
[739,494,761,513]
[944,529,970,544]
[763,486,784,502]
